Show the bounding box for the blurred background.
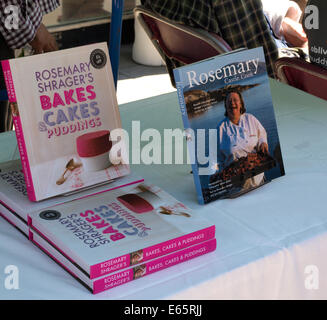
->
[41,0,308,51]
[39,0,309,105]
[43,0,136,49]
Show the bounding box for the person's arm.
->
[0,0,41,49]
[262,0,307,47]
[0,0,59,51]
[281,16,308,48]
[262,0,293,38]
[29,23,58,54]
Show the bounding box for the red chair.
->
[134,5,232,87]
[275,57,327,101]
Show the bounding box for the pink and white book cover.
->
[28,181,216,279]
[29,228,217,294]
[1,43,129,202]
[0,159,143,223]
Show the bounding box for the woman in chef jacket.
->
[216,90,269,190]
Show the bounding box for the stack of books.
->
[0,43,216,294]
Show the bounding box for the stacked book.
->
[0,43,216,294]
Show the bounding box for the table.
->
[1,79,327,299]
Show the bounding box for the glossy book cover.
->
[28,181,215,279]
[173,47,285,204]
[1,43,129,202]
[0,159,143,224]
[0,207,215,294]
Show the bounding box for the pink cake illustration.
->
[117,187,162,214]
[76,130,112,172]
[117,186,191,217]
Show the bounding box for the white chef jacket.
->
[217,113,268,187]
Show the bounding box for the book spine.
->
[0,205,29,236]
[93,238,217,294]
[173,69,205,205]
[1,60,36,202]
[28,230,93,293]
[90,225,215,279]
[1,60,16,102]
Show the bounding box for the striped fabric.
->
[0,0,60,49]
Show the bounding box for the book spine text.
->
[93,238,217,294]
[1,60,16,102]
[1,60,36,201]
[90,225,215,279]
[173,69,205,204]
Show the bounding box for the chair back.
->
[275,57,327,101]
[134,5,232,86]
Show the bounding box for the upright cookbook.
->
[1,43,129,201]
[173,47,285,204]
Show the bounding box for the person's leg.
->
[0,33,14,132]
[212,0,281,77]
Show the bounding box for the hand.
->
[259,142,269,154]
[281,17,308,48]
[29,23,58,54]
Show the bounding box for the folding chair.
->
[134,5,232,87]
[275,57,327,101]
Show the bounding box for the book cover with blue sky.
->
[174,47,285,204]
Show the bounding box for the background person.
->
[263,0,308,48]
[0,0,59,132]
[141,0,308,78]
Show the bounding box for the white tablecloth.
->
[1,79,327,299]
